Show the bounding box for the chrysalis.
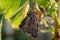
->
[19,10,40,37]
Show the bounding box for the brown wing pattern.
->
[19,10,40,37]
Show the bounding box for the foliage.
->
[33,0,49,8]
[33,0,58,16]
[0,7,4,22]
[0,0,59,28]
[0,0,21,18]
[0,0,60,40]
[55,15,60,28]
[0,0,29,29]
[33,0,60,28]
[14,30,31,40]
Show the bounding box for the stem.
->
[54,0,60,40]
[28,0,34,12]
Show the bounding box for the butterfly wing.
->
[19,11,40,37]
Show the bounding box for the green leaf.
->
[0,0,28,28]
[10,1,29,28]
[47,27,54,32]
[46,7,55,16]
[20,0,27,6]
[0,0,21,19]
[0,7,4,22]
[14,30,31,40]
[33,0,49,8]
[55,15,60,28]
[40,27,54,33]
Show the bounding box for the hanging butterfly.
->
[19,10,40,37]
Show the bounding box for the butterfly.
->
[19,10,40,37]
